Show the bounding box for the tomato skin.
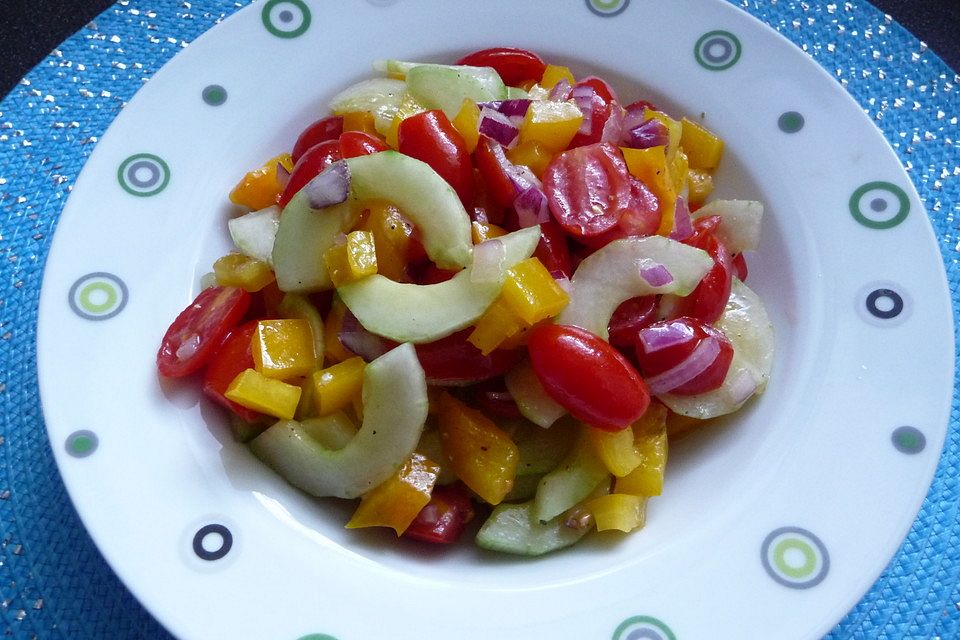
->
[544,142,659,239]
[568,79,615,148]
[527,324,650,431]
[201,321,262,422]
[415,329,523,385]
[474,136,519,208]
[607,295,658,351]
[534,220,573,279]
[677,217,733,323]
[157,286,251,378]
[339,130,389,158]
[732,253,748,281]
[398,110,474,207]
[278,139,342,208]
[403,483,475,544]
[455,47,546,86]
[291,115,344,164]
[634,317,734,396]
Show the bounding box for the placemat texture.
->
[1,1,957,638]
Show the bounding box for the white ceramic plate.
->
[37,1,954,639]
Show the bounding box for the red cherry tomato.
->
[568,78,616,148]
[732,253,748,281]
[291,115,344,164]
[544,143,660,239]
[527,324,650,431]
[278,139,342,208]
[534,220,573,279]
[339,130,389,158]
[157,286,251,378]
[398,110,474,207]
[634,317,734,396]
[607,295,658,351]
[414,329,523,385]
[201,320,261,422]
[677,217,733,323]
[474,136,518,208]
[455,47,546,86]
[403,483,475,544]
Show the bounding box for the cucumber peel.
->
[476,501,590,556]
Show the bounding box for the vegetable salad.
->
[157,47,773,555]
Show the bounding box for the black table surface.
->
[1,0,958,102]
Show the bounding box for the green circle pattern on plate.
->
[892,426,927,454]
[778,111,805,133]
[117,153,170,196]
[761,527,830,589]
[849,181,911,229]
[65,430,99,458]
[694,30,742,71]
[68,272,128,320]
[586,0,630,17]
[297,635,339,640]
[261,0,312,38]
[612,615,677,640]
[202,84,228,106]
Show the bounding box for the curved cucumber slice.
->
[558,235,713,339]
[476,501,589,556]
[690,199,764,254]
[272,195,358,292]
[338,226,541,343]
[533,433,609,523]
[228,205,280,265]
[249,343,428,499]
[329,77,407,136]
[405,64,507,119]
[346,152,472,269]
[504,359,567,428]
[659,279,774,419]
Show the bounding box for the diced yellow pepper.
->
[451,99,481,154]
[212,253,276,292]
[518,100,583,154]
[224,368,302,420]
[437,392,518,505]
[680,117,724,170]
[582,493,647,533]
[324,230,379,287]
[621,146,678,236]
[507,139,553,178]
[471,220,508,244]
[500,257,570,326]
[467,298,526,356]
[540,64,575,89]
[252,319,317,379]
[587,426,643,478]
[669,148,689,197]
[229,153,294,211]
[323,297,356,364]
[687,168,715,208]
[295,375,316,420]
[341,110,379,137]
[346,452,440,535]
[312,356,366,416]
[643,109,683,162]
[614,404,669,497]
[357,200,413,282]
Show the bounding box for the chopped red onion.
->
[175,333,201,361]
[625,118,670,149]
[339,310,392,362]
[727,368,760,405]
[669,197,694,242]
[622,101,650,135]
[478,99,531,121]
[637,320,695,354]
[470,238,506,284]
[276,162,291,190]
[600,105,625,144]
[304,160,350,210]
[570,89,595,135]
[579,75,620,104]
[513,184,550,228]
[479,107,519,147]
[548,79,572,101]
[639,261,674,287]
[645,335,722,395]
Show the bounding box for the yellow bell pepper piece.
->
[323,297,356,364]
[437,392,519,505]
[643,109,683,162]
[507,139,553,178]
[357,200,414,282]
[324,230,378,287]
[582,493,648,533]
[212,253,276,292]
[229,153,294,211]
[346,452,440,534]
[224,368,302,420]
[518,100,583,154]
[680,117,724,170]
[540,64,575,89]
[341,110,379,137]
[686,168,715,208]
[451,99,481,154]
[311,356,366,417]
[471,220,508,244]
[500,257,570,326]
[467,298,526,356]
[252,319,317,379]
[587,425,643,478]
[614,404,669,497]
[621,146,679,236]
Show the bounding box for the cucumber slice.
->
[300,411,357,450]
[476,501,590,556]
[659,279,774,419]
[249,343,428,499]
[505,417,576,477]
[690,199,764,253]
[272,195,358,293]
[405,64,508,119]
[337,226,541,343]
[228,205,280,265]
[558,235,713,340]
[329,77,407,136]
[346,152,472,269]
[504,359,567,428]
[372,59,423,79]
[533,431,610,523]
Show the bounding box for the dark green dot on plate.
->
[202,84,227,106]
[296,635,339,640]
[892,426,925,454]
[778,111,804,133]
[66,430,99,458]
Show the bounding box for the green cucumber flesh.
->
[475,501,590,556]
[228,205,280,266]
[272,195,358,293]
[533,430,610,523]
[504,359,567,428]
[329,77,407,136]
[504,417,576,477]
[405,64,507,120]
[299,411,357,450]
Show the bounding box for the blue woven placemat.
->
[1,1,957,638]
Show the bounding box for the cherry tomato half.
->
[534,220,573,280]
[634,317,733,396]
[607,295,658,351]
[403,483,476,544]
[474,135,519,208]
[415,328,523,385]
[201,320,261,422]
[544,142,659,239]
[568,78,616,148]
[291,115,344,164]
[278,139,342,208]
[527,323,650,431]
[157,286,251,378]
[339,130,389,158]
[399,110,474,207]
[455,47,546,87]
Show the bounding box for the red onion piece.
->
[600,105,625,144]
[478,99,531,121]
[276,162,291,190]
[622,102,649,135]
[570,90,595,135]
[639,261,674,287]
[304,159,350,210]
[669,197,694,242]
[637,320,695,354]
[479,107,519,147]
[645,334,722,395]
[548,79,572,101]
[625,118,670,149]
[470,238,506,284]
[339,310,392,362]
[727,368,760,405]
[579,75,620,104]
[513,184,550,228]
